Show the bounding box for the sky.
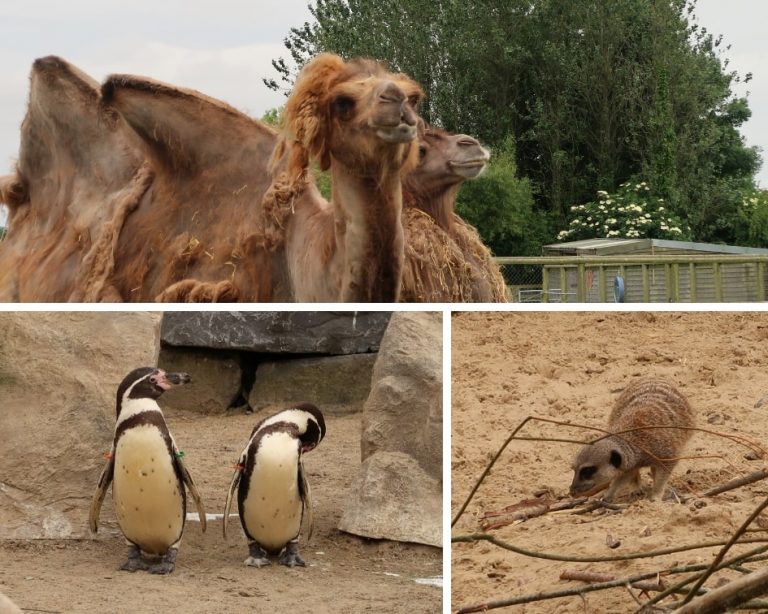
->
[1,0,767,228]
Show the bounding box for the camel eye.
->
[408,95,420,108]
[332,95,355,119]
[579,466,597,481]
[418,144,427,159]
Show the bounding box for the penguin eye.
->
[579,466,597,481]
[149,375,158,384]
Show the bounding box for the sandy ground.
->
[0,410,441,613]
[452,311,768,613]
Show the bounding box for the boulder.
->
[0,312,161,539]
[0,591,22,614]
[158,346,242,413]
[249,353,377,415]
[339,312,442,547]
[161,312,391,354]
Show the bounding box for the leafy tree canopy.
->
[267,0,763,253]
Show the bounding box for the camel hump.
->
[102,74,277,175]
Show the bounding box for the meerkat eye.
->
[609,450,623,468]
[579,466,597,481]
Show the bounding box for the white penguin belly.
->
[113,425,184,554]
[242,438,302,552]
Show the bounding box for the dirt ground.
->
[0,410,441,613]
[452,311,768,613]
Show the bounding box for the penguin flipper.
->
[88,456,114,533]
[299,457,314,543]
[223,467,241,540]
[176,456,207,533]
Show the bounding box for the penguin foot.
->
[244,556,271,568]
[146,548,178,575]
[278,541,306,568]
[120,544,149,572]
[120,558,150,572]
[147,561,175,575]
[245,543,271,568]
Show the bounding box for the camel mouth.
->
[374,123,417,143]
[450,160,488,178]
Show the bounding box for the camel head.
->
[274,53,424,184]
[407,126,491,196]
[403,126,491,230]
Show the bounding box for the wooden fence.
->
[495,255,768,303]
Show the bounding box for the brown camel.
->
[0,56,506,303]
[0,54,422,302]
[401,127,508,302]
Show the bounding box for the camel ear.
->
[0,174,28,209]
[276,53,345,184]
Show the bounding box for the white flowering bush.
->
[557,181,691,242]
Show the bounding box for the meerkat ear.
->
[609,450,623,468]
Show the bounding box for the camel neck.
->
[331,163,404,302]
[405,183,461,232]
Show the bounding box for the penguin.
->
[223,403,325,568]
[89,367,207,574]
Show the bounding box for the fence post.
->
[542,267,550,303]
[642,264,650,301]
[689,262,697,302]
[598,266,607,302]
[577,263,586,302]
[714,261,723,302]
[758,262,765,302]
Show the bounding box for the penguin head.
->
[291,403,326,452]
[254,403,326,453]
[116,367,191,415]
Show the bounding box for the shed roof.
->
[543,238,768,256]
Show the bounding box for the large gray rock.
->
[249,353,377,415]
[158,346,242,413]
[339,312,442,547]
[339,452,441,546]
[0,312,161,539]
[161,312,391,355]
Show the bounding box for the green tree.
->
[455,137,543,256]
[268,0,761,252]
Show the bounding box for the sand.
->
[0,411,441,613]
[452,311,768,613]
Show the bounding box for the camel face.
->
[325,65,423,174]
[406,129,491,198]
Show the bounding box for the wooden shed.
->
[539,239,768,303]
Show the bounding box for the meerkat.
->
[570,377,695,502]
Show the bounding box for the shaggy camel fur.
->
[114,53,422,302]
[401,127,508,302]
[0,54,423,302]
[0,56,500,302]
[0,56,152,302]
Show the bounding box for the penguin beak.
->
[165,372,191,386]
